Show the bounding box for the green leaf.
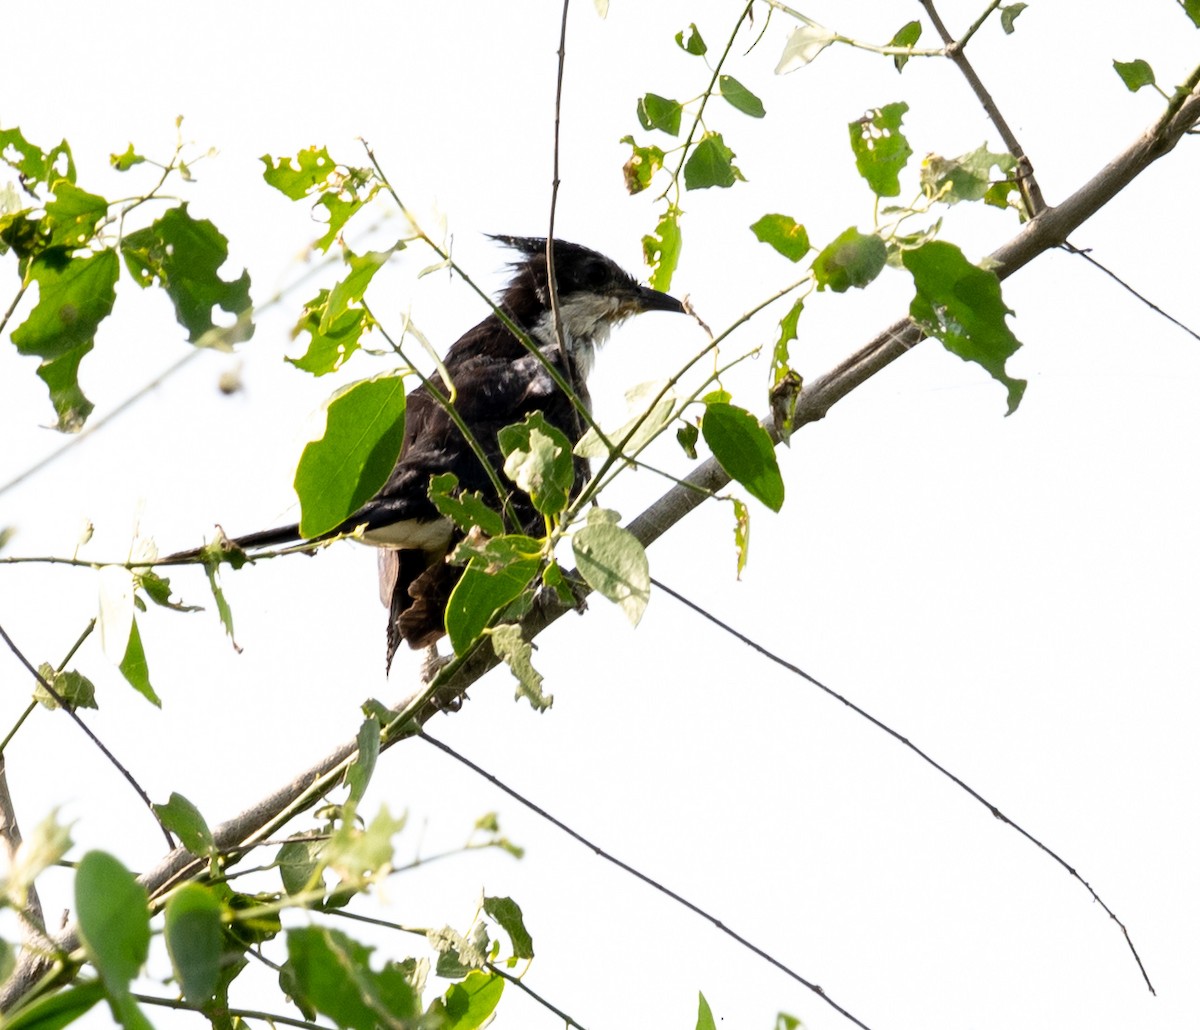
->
[345,716,380,806]
[33,664,96,711]
[850,102,911,198]
[203,562,240,650]
[288,288,375,376]
[4,980,105,1030]
[675,23,707,55]
[491,624,553,711]
[119,616,159,706]
[642,205,681,291]
[812,227,887,292]
[428,473,506,537]
[277,837,324,896]
[750,214,810,262]
[1181,0,1200,27]
[1113,58,1156,92]
[636,93,682,136]
[120,204,253,347]
[294,371,407,538]
[498,412,574,517]
[719,75,765,118]
[323,248,394,333]
[732,498,750,578]
[889,20,922,71]
[483,896,534,959]
[572,509,651,625]
[44,183,109,249]
[701,403,785,512]
[11,248,116,427]
[677,421,699,459]
[903,240,1026,414]
[696,991,717,1030]
[153,792,214,856]
[1000,3,1028,33]
[921,145,1017,205]
[164,884,224,1006]
[620,135,665,195]
[0,128,75,189]
[261,147,340,200]
[109,145,145,172]
[285,926,420,1030]
[75,852,151,996]
[771,298,803,388]
[323,805,404,882]
[138,570,201,612]
[438,971,504,1030]
[446,545,541,655]
[684,132,744,190]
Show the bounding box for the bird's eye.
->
[580,259,608,289]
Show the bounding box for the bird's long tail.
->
[161,523,303,564]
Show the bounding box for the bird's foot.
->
[421,645,453,684]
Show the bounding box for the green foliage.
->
[289,286,377,375]
[684,132,744,190]
[642,204,682,290]
[621,135,666,195]
[428,472,506,536]
[164,884,225,1006]
[33,664,96,711]
[696,991,717,1030]
[1181,0,1200,27]
[153,792,215,857]
[922,145,1017,205]
[701,403,785,512]
[446,536,542,655]
[770,298,804,389]
[812,227,887,292]
[1113,58,1156,92]
[3,980,105,1030]
[346,716,381,806]
[261,146,379,252]
[498,412,575,517]
[850,102,912,198]
[1000,3,1028,33]
[491,623,553,710]
[294,370,407,538]
[483,895,535,959]
[719,75,766,118]
[903,241,1026,414]
[676,23,707,55]
[750,214,811,262]
[637,93,683,136]
[889,20,922,71]
[572,508,651,625]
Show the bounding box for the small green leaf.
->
[345,716,380,806]
[203,562,240,651]
[428,473,506,537]
[889,20,922,71]
[288,288,375,375]
[850,102,912,198]
[771,298,804,387]
[0,128,75,189]
[572,509,651,625]
[491,624,553,710]
[676,23,707,55]
[719,75,765,118]
[75,852,151,994]
[636,94,683,136]
[732,498,750,578]
[677,421,699,459]
[498,413,574,516]
[696,991,717,1030]
[277,838,324,896]
[1000,3,1028,33]
[138,570,201,612]
[120,204,252,347]
[119,616,160,706]
[921,145,1017,205]
[323,248,395,333]
[684,132,744,190]
[1113,58,1156,92]
[903,240,1026,414]
[438,971,504,1030]
[33,664,96,711]
[261,147,340,200]
[109,145,145,172]
[1181,0,1200,27]
[620,135,665,195]
[446,548,541,655]
[642,205,681,291]
[483,896,534,959]
[153,792,214,856]
[812,227,887,292]
[294,371,407,538]
[750,214,810,262]
[164,884,224,1006]
[44,182,108,249]
[35,339,94,432]
[702,403,785,512]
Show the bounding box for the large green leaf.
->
[849,102,911,198]
[153,792,214,856]
[3,980,105,1030]
[120,203,252,346]
[684,132,744,190]
[811,227,887,293]
[437,971,504,1030]
[701,403,785,512]
[445,543,541,655]
[164,884,224,1006]
[571,510,651,625]
[294,371,407,538]
[903,240,1026,414]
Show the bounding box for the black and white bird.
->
[177,236,685,669]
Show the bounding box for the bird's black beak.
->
[633,284,686,315]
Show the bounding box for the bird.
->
[173,236,686,671]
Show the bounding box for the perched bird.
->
[178,236,686,670]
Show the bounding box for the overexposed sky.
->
[2,3,1199,1029]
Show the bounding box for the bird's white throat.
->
[531,293,628,381]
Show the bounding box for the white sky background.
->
[1,2,1199,1029]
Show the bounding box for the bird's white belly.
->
[360,517,454,553]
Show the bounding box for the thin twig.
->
[418,731,877,1030]
[920,0,1047,215]
[0,622,173,849]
